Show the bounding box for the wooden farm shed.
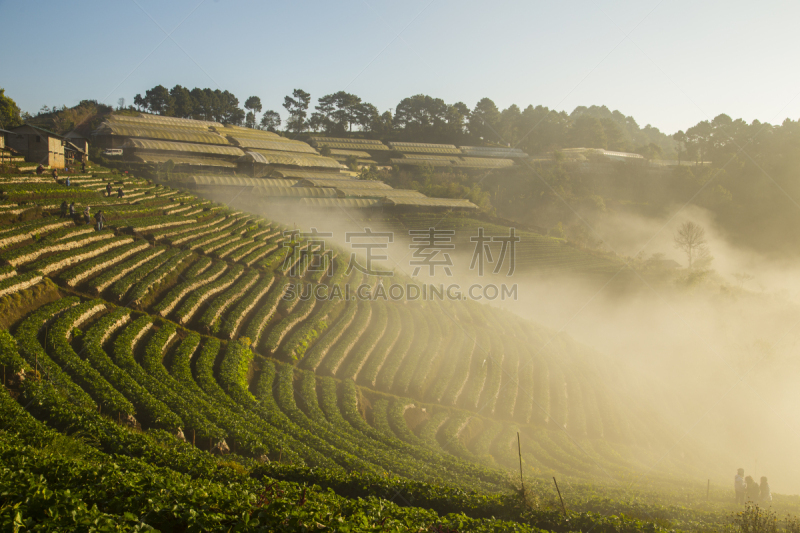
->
[7,125,66,169]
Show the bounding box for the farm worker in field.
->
[735,468,746,504]
[69,202,76,217]
[117,187,124,198]
[65,177,70,187]
[83,206,90,225]
[36,164,44,175]
[106,183,112,197]
[81,162,86,172]
[745,476,760,503]
[60,201,68,218]
[95,210,105,231]
[52,169,58,181]
[760,477,772,505]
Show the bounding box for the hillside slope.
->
[0,167,726,530]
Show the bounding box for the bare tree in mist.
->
[674,221,709,269]
[734,272,755,288]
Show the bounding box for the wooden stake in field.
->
[517,432,525,500]
[553,477,568,519]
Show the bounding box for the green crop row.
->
[127,249,194,306]
[0,219,73,250]
[173,263,244,324]
[476,321,507,415]
[228,240,268,264]
[218,272,274,339]
[299,297,357,371]
[13,298,96,409]
[105,246,181,301]
[140,322,230,444]
[87,245,166,294]
[192,339,307,464]
[166,333,268,456]
[355,303,402,386]
[167,214,239,245]
[495,337,522,420]
[58,240,150,287]
[427,324,470,404]
[318,300,373,376]
[198,269,259,334]
[149,213,223,241]
[112,214,195,232]
[0,270,44,298]
[279,295,341,362]
[273,363,376,472]
[242,275,291,348]
[151,257,223,315]
[43,300,135,415]
[25,235,133,275]
[112,315,221,439]
[211,236,252,258]
[373,305,415,391]
[407,311,451,399]
[1,228,113,266]
[388,307,432,395]
[261,294,317,356]
[252,242,290,270]
[80,307,182,430]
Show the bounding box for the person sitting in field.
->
[36,164,44,175]
[735,468,746,504]
[745,476,760,503]
[760,477,772,505]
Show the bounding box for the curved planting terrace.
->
[0,168,713,531]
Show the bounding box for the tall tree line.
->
[132,85,281,130]
[130,84,676,155]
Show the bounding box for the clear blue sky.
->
[2,0,798,134]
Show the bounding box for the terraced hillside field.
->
[0,168,711,531]
[215,188,626,283]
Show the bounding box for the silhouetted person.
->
[52,169,58,181]
[60,201,68,218]
[36,164,44,175]
[735,468,746,504]
[117,187,124,198]
[106,183,112,197]
[745,476,760,503]
[760,477,772,505]
[81,162,86,172]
